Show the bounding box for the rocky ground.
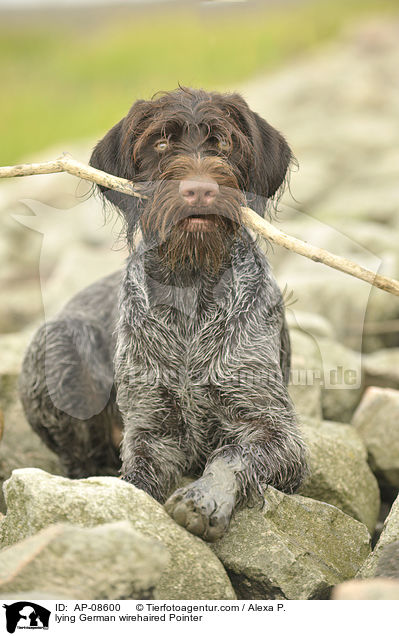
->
[1,18,399,600]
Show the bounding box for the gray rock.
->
[0,468,235,600]
[359,495,399,579]
[352,387,399,488]
[289,382,322,420]
[318,338,363,422]
[299,419,380,534]
[286,310,335,340]
[288,330,363,422]
[364,349,399,390]
[0,329,63,513]
[212,486,370,600]
[331,578,399,600]
[0,521,168,599]
[0,332,32,409]
[0,400,62,515]
[277,254,399,354]
[289,329,322,419]
[43,244,123,318]
[315,179,399,225]
[364,286,399,352]
[375,540,399,579]
[0,285,43,334]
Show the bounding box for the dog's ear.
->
[248,110,292,215]
[89,100,151,230]
[90,117,130,210]
[217,93,292,216]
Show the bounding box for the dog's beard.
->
[140,179,244,274]
[163,213,236,273]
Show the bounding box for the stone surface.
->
[364,349,399,390]
[0,521,168,599]
[289,329,322,419]
[0,402,62,515]
[318,338,363,423]
[375,540,399,578]
[359,495,399,578]
[0,331,62,511]
[331,578,399,600]
[0,331,33,409]
[212,486,371,600]
[286,310,335,340]
[0,468,235,600]
[352,387,399,488]
[289,330,363,422]
[299,419,380,534]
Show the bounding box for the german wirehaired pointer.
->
[20,87,308,541]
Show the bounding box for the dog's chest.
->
[145,301,227,385]
[122,250,282,398]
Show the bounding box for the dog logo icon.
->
[2,602,50,633]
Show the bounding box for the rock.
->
[0,521,167,599]
[0,401,62,516]
[352,387,399,488]
[0,331,63,513]
[331,578,399,600]
[318,338,363,422]
[364,349,399,390]
[364,286,399,351]
[373,501,392,547]
[375,540,399,578]
[42,244,123,318]
[315,178,399,225]
[212,486,370,600]
[286,310,335,340]
[0,468,235,600]
[299,419,380,534]
[289,329,322,419]
[0,331,32,409]
[359,494,399,578]
[288,330,363,422]
[276,246,399,354]
[0,284,43,334]
[289,382,322,420]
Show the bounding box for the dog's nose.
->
[179,178,219,206]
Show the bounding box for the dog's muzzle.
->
[178,176,220,232]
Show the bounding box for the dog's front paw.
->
[164,476,235,542]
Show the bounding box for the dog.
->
[20,87,308,541]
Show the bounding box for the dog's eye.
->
[217,138,232,152]
[155,139,170,152]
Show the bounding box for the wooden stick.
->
[0,153,144,199]
[1,155,399,297]
[242,208,399,298]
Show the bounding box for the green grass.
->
[1,0,398,163]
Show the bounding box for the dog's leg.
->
[165,428,307,542]
[164,456,239,542]
[165,365,308,542]
[19,319,121,477]
[119,384,189,503]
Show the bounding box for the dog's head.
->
[90,87,292,271]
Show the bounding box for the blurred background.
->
[1,0,398,164]
[1,0,399,487]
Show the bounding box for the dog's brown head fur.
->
[90,87,292,272]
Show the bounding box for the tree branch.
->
[1,154,399,298]
[0,153,144,199]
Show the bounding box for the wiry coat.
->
[20,87,308,541]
